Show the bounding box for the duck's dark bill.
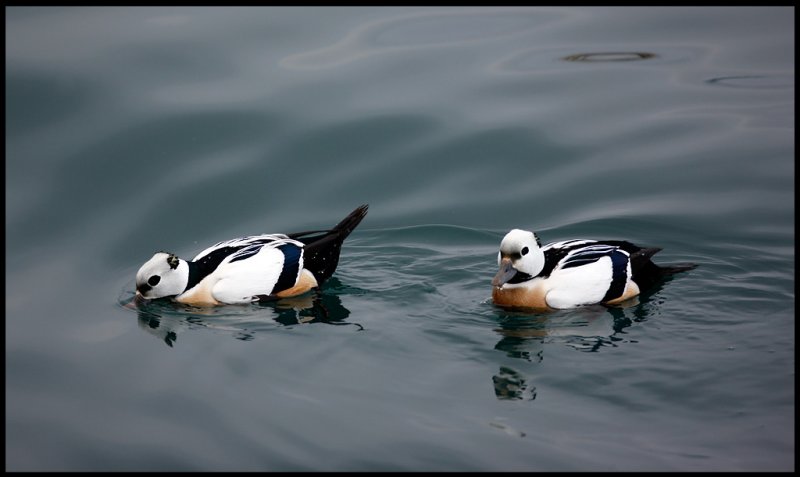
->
[493,259,517,287]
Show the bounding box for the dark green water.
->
[5,6,794,471]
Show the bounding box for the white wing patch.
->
[544,239,596,252]
[211,244,287,304]
[545,255,614,308]
[192,234,289,262]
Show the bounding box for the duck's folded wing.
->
[211,242,303,304]
[546,257,615,308]
[546,246,631,308]
[192,234,288,262]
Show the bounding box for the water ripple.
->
[562,51,657,62]
[281,8,564,70]
[491,45,706,74]
[705,74,794,89]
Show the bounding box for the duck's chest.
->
[492,280,551,310]
[175,277,221,306]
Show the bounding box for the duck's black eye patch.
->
[521,247,529,256]
[148,275,161,287]
[166,254,179,270]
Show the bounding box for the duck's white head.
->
[493,229,545,288]
[135,252,189,299]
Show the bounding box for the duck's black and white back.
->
[135,204,368,306]
[491,229,695,310]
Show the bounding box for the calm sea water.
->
[5,6,794,471]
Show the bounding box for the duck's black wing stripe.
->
[186,246,240,292]
[560,250,613,270]
[228,244,263,263]
[594,240,643,255]
[541,242,608,277]
[271,243,302,295]
[601,250,629,302]
[540,247,571,278]
[185,238,278,292]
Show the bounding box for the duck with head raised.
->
[491,228,695,310]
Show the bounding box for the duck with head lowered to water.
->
[135,204,368,306]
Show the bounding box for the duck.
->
[491,228,695,310]
[135,204,368,306]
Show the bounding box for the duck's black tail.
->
[659,263,698,274]
[288,204,369,285]
[629,247,697,292]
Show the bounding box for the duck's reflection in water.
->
[490,292,659,401]
[123,282,360,348]
[492,365,537,401]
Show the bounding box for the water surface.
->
[5,6,794,471]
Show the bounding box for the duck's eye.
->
[521,247,529,256]
[148,275,161,287]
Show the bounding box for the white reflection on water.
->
[280,8,565,70]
